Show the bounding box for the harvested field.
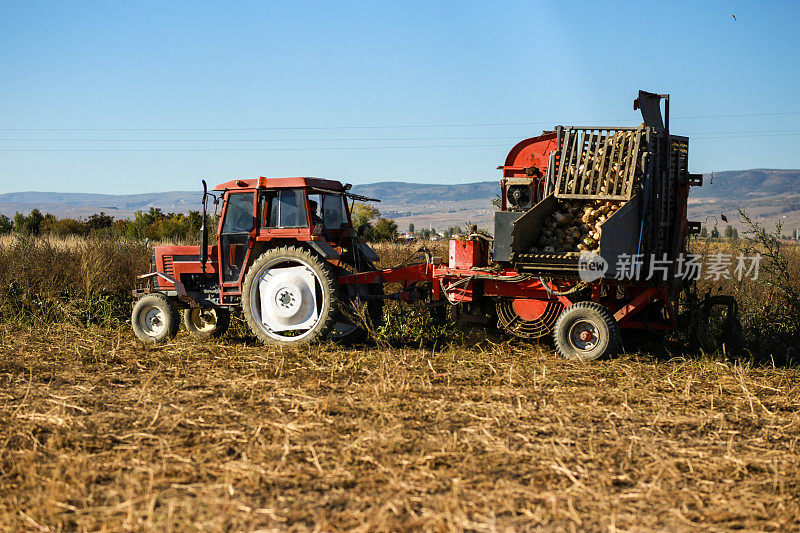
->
[2,324,799,531]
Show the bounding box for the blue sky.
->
[1,1,798,194]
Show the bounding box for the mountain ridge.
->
[1,169,798,231]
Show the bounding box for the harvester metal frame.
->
[336,90,706,359]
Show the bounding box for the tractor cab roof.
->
[213,176,347,192]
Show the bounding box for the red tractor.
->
[133,91,737,360]
[131,177,383,345]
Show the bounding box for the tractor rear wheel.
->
[131,293,180,344]
[183,307,230,339]
[241,246,337,346]
[553,301,620,361]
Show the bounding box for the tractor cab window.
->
[259,191,275,227]
[307,193,324,227]
[219,191,254,284]
[221,192,255,234]
[260,189,308,228]
[307,192,347,229]
[322,194,346,229]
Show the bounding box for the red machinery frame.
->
[338,261,678,333]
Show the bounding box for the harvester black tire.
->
[241,246,337,346]
[183,306,230,339]
[553,301,621,361]
[131,293,180,344]
[329,269,384,345]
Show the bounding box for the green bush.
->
[13,209,44,235]
[0,215,11,235]
[376,301,459,347]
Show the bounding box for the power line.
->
[0,143,513,152]
[0,135,523,142]
[689,132,800,140]
[0,111,798,132]
[0,121,578,132]
[1,131,799,152]
[688,128,800,135]
[2,128,800,143]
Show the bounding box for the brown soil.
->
[2,324,798,531]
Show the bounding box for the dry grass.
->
[2,324,799,531]
[2,235,800,530]
[369,240,449,268]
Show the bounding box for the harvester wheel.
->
[553,301,620,361]
[241,246,337,346]
[131,293,180,344]
[328,270,384,344]
[183,307,230,339]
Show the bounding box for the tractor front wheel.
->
[553,301,621,361]
[131,293,180,344]
[183,307,230,339]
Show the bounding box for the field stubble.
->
[1,235,800,530]
[1,324,799,531]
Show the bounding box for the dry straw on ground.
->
[1,324,798,531]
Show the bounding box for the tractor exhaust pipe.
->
[200,179,208,273]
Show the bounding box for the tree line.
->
[699,225,739,240]
[1,208,208,241]
[2,204,402,243]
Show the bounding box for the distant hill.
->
[0,182,501,230]
[685,169,800,232]
[1,170,798,232]
[352,181,497,203]
[0,191,202,220]
[690,169,800,200]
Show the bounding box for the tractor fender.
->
[305,241,340,260]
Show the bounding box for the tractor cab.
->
[211,177,356,299]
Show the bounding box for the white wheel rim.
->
[140,305,167,337]
[249,259,325,341]
[190,308,218,333]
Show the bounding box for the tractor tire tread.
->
[182,306,231,339]
[131,292,180,344]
